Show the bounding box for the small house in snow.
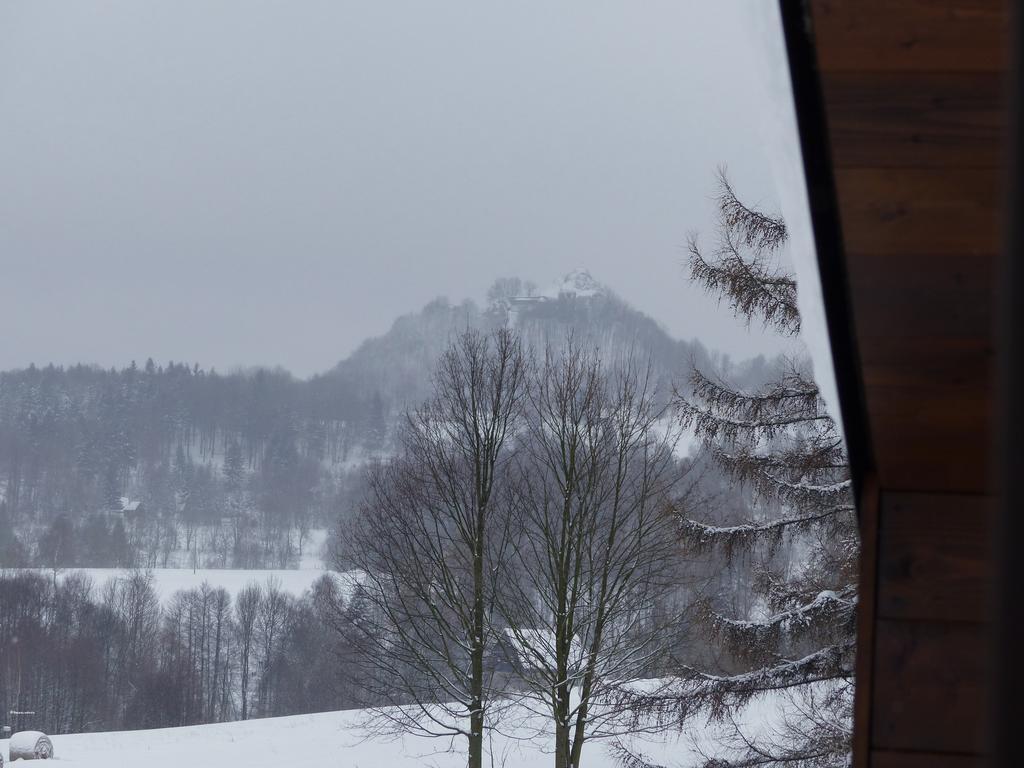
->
[117,497,144,521]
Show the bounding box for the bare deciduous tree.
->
[234,581,261,721]
[254,577,291,717]
[342,329,528,768]
[497,343,680,768]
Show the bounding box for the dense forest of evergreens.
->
[1,282,753,571]
[0,359,384,569]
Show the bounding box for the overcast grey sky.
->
[0,1,790,377]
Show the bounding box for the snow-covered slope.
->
[0,688,795,768]
[0,705,650,768]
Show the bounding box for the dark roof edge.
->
[778,0,876,510]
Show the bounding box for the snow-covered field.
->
[12,567,362,604]
[0,701,676,768]
[1,708,574,768]
[0,689,793,768]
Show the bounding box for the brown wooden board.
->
[872,751,987,768]
[871,618,988,754]
[848,253,995,341]
[877,492,993,621]
[824,71,1006,168]
[800,0,1006,762]
[851,249,995,491]
[834,168,1001,257]
[856,405,991,495]
[813,0,1008,72]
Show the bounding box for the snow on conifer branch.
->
[689,683,855,768]
[678,507,852,560]
[711,448,851,508]
[615,641,854,735]
[618,172,858,768]
[676,367,825,446]
[702,587,858,665]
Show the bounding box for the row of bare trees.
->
[336,330,684,768]
[0,570,360,734]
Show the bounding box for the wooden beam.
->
[824,71,1006,168]
[835,168,1000,257]
[813,0,1008,72]
[872,752,987,768]
[877,492,992,622]
[871,618,988,754]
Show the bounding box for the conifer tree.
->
[619,172,857,767]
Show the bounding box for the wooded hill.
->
[0,276,770,570]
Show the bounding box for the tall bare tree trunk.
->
[555,717,571,768]
[341,329,528,768]
[498,343,678,768]
[469,505,485,768]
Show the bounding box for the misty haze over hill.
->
[0,271,778,572]
[0,5,856,765]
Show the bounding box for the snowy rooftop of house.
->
[503,269,606,307]
[118,497,142,512]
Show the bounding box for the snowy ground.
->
[299,528,330,569]
[0,702,673,768]
[132,526,332,571]
[10,567,362,604]
[0,689,793,768]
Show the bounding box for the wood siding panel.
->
[846,249,995,491]
[824,71,1006,168]
[834,168,1000,256]
[872,752,987,768]
[849,253,994,340]
[862,391,991,492]
[877,492,993,621]
[872,619,988,754]
[803,0,1004,761]
[813,0,1008,72]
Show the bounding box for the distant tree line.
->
[0,360,390,569]
[0,285,725,573]
[0,570,364,734]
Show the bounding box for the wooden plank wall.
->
[804,1,1008,765]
